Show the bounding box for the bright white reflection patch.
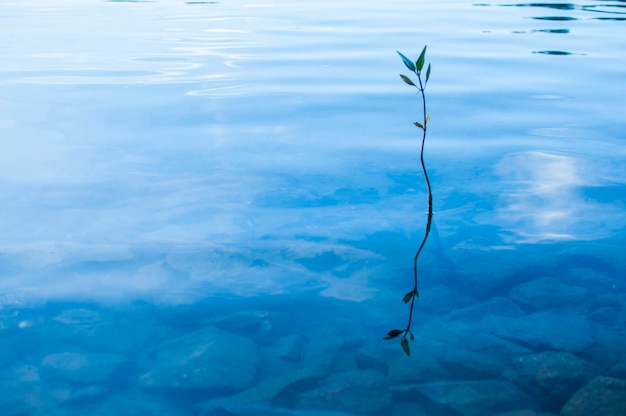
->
[495,151,622,243]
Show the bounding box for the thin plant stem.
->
[385,47,433,356]
[405,70,433,334]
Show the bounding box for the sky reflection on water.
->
[494,151,625,243]
[1,3,626,415]
[0,0,625,303]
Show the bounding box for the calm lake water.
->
[1,0,625,415]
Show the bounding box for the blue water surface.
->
[1,0,625,414]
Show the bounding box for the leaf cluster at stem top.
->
[397,46,431,86]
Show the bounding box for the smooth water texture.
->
[1,1,625,415]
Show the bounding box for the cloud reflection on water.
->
[1,0,624,306]
[495,151,625,243]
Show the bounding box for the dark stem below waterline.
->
[406,64,433,332]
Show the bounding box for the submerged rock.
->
[41,351,126,384]
[139,326,258,392]
[50,390,181,416]
[297,369,392,414]
[197,357,330,415]
[568,267,619,296]
[503,351,599,410]
[200,309,283,340]
[443,296,526,323]
[509,277,589,310]
[197,324,343,413]
[63,385,107,404]
[561,376,626,416]
[417,285,473,313]
[486,311,593,353]
[47,306,169,354]
[53,308,102,325]
[589,305,622,328]
[608,359,626,379]
[581,329,626,369]
[198,403,357,416]
[411,379,535,415]
[0,365,60,415]
[0,335,17,370]
[387,336,450,385]
[417,322,533,379]
[495,412,559,416]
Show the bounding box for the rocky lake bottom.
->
[2,0,626,415]
[2,238,625,416]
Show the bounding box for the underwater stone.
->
[41,351,126,384]
[387,336,450,385]
[561,376,626,416]
[608,359,626,379]
[413,321,532,379]
[198,403,357,416]
[581,329,626,369]
[589,294,626,331]
[139,326,258,392]
[418,285,473,313]
[443,296,526,323]
[0,335,17,370]
[262,334,306,368]
[200,309,285,341]
[44,308,168,355]
[453,250,527,297]
[503,351,599,411]
[199,356,332,413]
[297,369,392,414]
[0,365,60,415]
[64,385,107,403]
[486,311,593,353]
[568,268,619,295]
[199,324,343,411]
[354,348,389,375]
[437,330,532,379]
[588,306,622,328]
[414,379,535,415]
[495,411,559,416]
[60,391,182,416]
[509,277,589,310]
[53,308,102,325]
[197,339,340,416]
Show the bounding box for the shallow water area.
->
[1,0,626,415]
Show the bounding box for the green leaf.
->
[410,332,415,341]
[413,121,424,129]
[397,51,416,72]
[416,45,427,72]
[384,329,404,340]
[401,338,411,356]
[399,74,415,86]
[425,63,431,84]
[424,112,431,128]
[402,290,414,303]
